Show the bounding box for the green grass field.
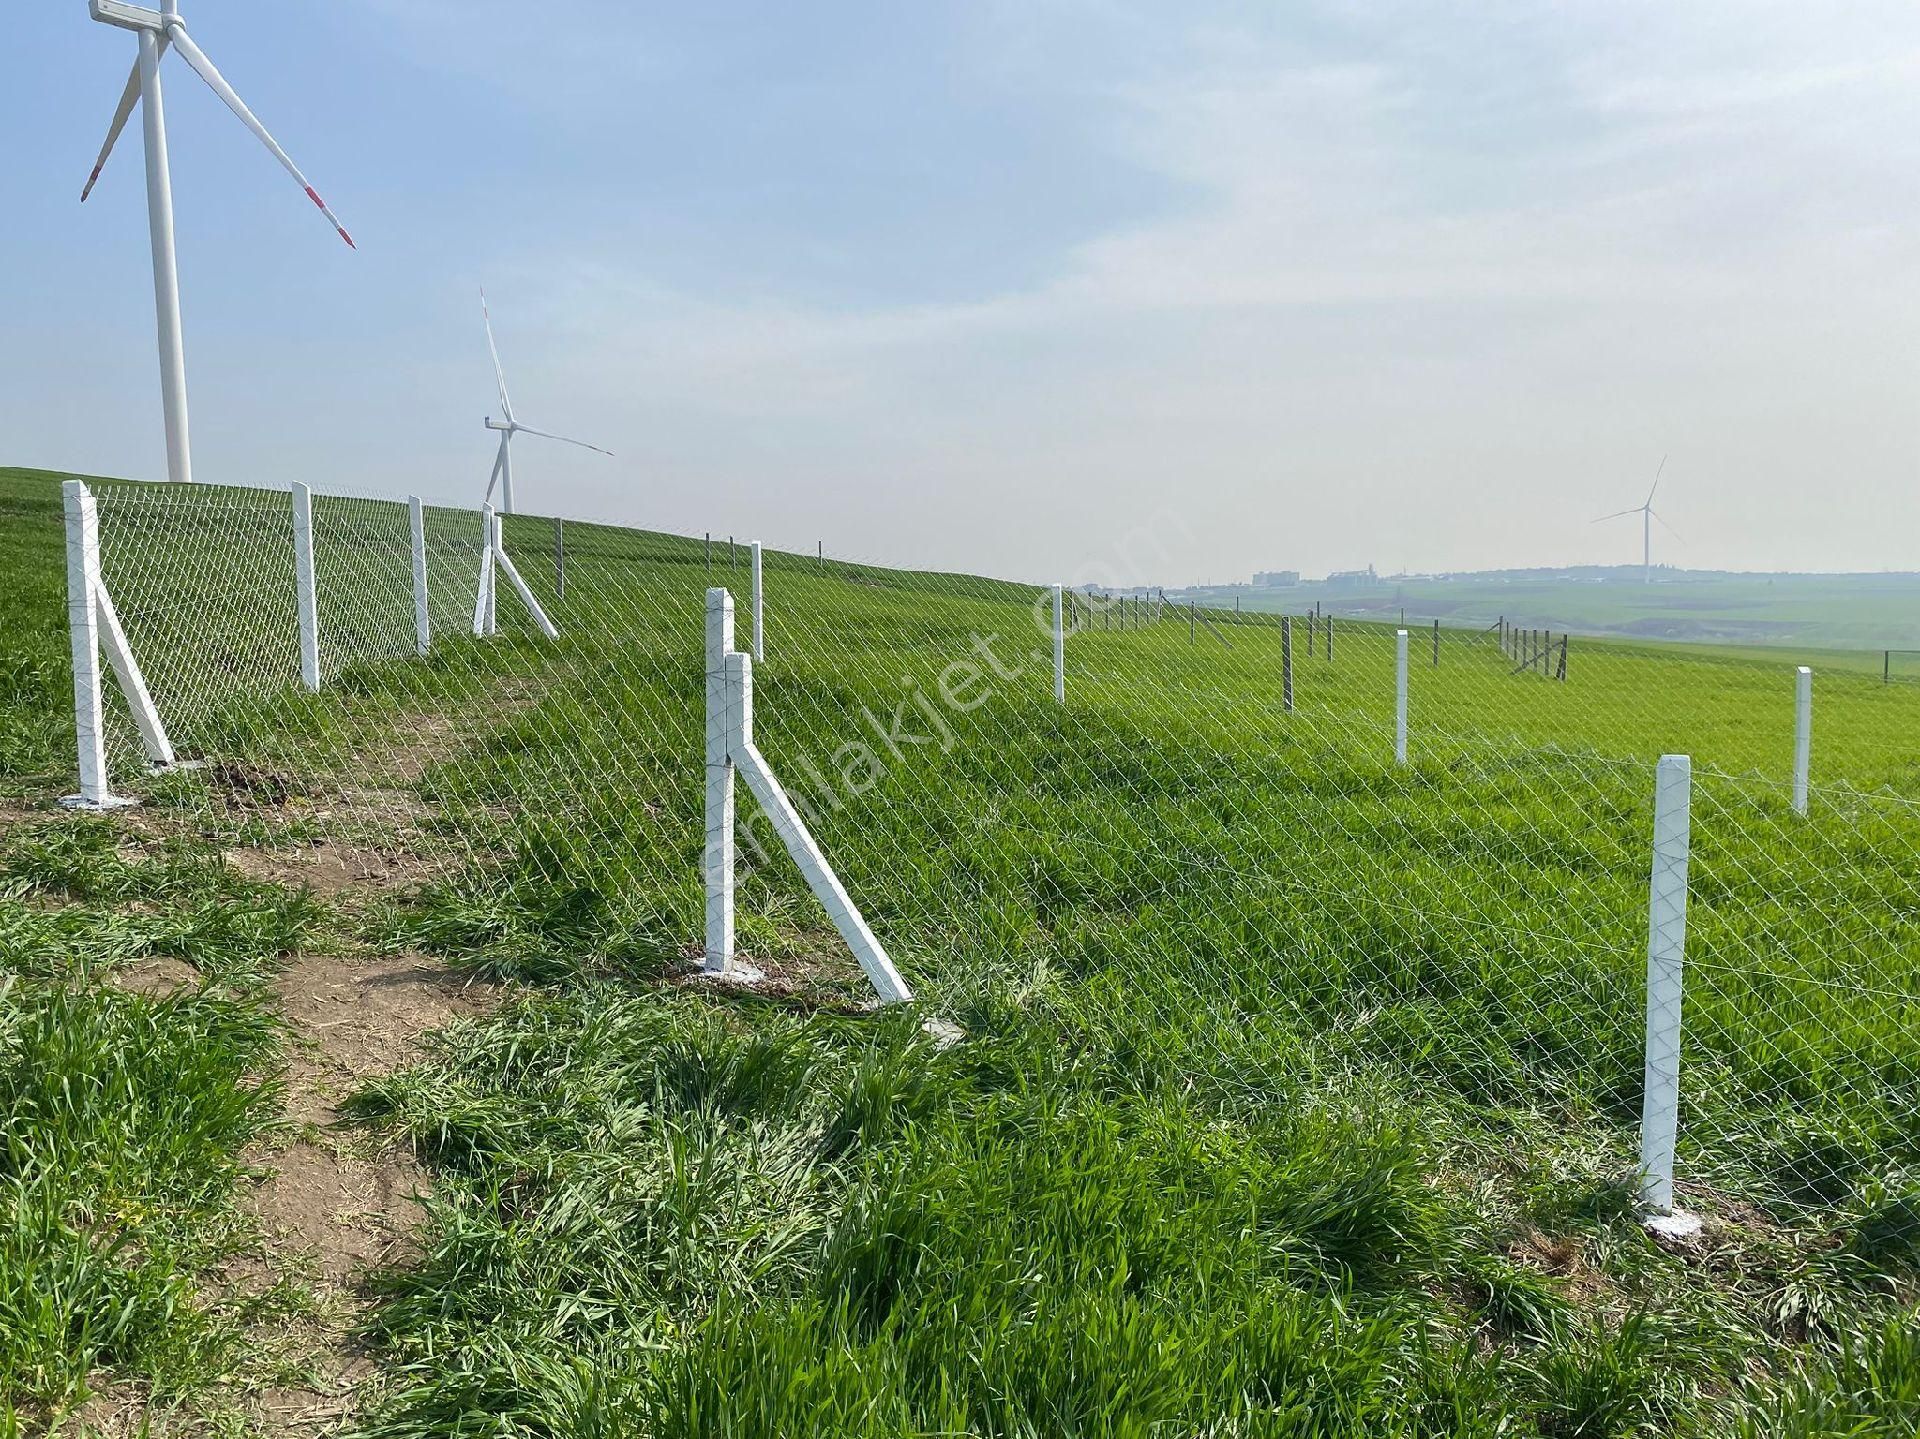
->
[5,465,1920,1436]
[1199,569,1920,657]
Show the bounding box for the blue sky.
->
[4,1,1917,581]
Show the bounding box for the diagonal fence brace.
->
[472,505,557,639]
[704,586,912,1005]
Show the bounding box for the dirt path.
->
[237,952,501,1436]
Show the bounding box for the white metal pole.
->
[704,588,736,974]
[1281,615,1293,712]
[62,482,114,808]
[1639,754,1692,1215]
[485,511,499,636]
[409,495,431,655]
[1395,628,1409,765]
[291,483,321,691]
[500,431,515,515]
[751,540,764,662]
[1792,666,1812,816]
[1052,584,1065,704]
[471,506,496,638]
[138,28,191,486]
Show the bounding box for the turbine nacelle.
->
[89,1,165,33]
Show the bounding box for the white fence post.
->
[705,587,736,974]
[1053,584,1065,704]
[291,483,321,690]
[751,540,765,662]
[1793,666,1812,815]
[1639,754,1693,1221]
[61,482,120,809]
[702,584,912,1004]
[409,495,431,656]
[472,506,497,638]
[486,510,500,636]
[1281,616,1294,713]
[61,481,175,803]
[1395,628,1409,765]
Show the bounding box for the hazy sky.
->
[5,1,1917,584]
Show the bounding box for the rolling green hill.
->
[1190,567,1920,659]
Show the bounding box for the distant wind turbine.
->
[81,0,356,487]
[1592,456,1680,583]
[479,290,611,516]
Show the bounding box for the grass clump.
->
[0,980,281,1421]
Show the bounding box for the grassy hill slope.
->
[4,466,1920,1436]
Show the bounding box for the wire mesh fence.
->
[63,476,1920,1229]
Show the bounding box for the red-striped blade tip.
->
[304,186,356,248]
[82,164,105,202]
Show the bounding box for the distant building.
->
[1325,564,1378,587]
[1252,570,1299,588]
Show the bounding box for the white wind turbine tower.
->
[479,290,612,517]
[81,0,356,488]
[1592,455,1679,584]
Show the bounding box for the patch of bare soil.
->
[220,839,445,899]
[104,955,199,999]
[235,952,502,1435]
[347,712,462,787]
[0,798,53,830]
[61,953,503,1437]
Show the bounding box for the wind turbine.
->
[81,0,355,488]
[479,290,612,517]
[1592,456,1679,584]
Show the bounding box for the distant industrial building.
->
[1252,570,1299,588]
[1326,564,1379,587]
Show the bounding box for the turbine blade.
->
[481,435,507,508]
[515,424,613,457]
[1651,510,1683,542]
[1590,508,1639,523]
[1646,454,1666,507]
[164,23,355,248]
[81,52,156,203]
[481,289,513,423]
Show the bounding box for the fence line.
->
[55,476,1920,1231]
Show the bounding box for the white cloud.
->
[505,2,1920,578]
